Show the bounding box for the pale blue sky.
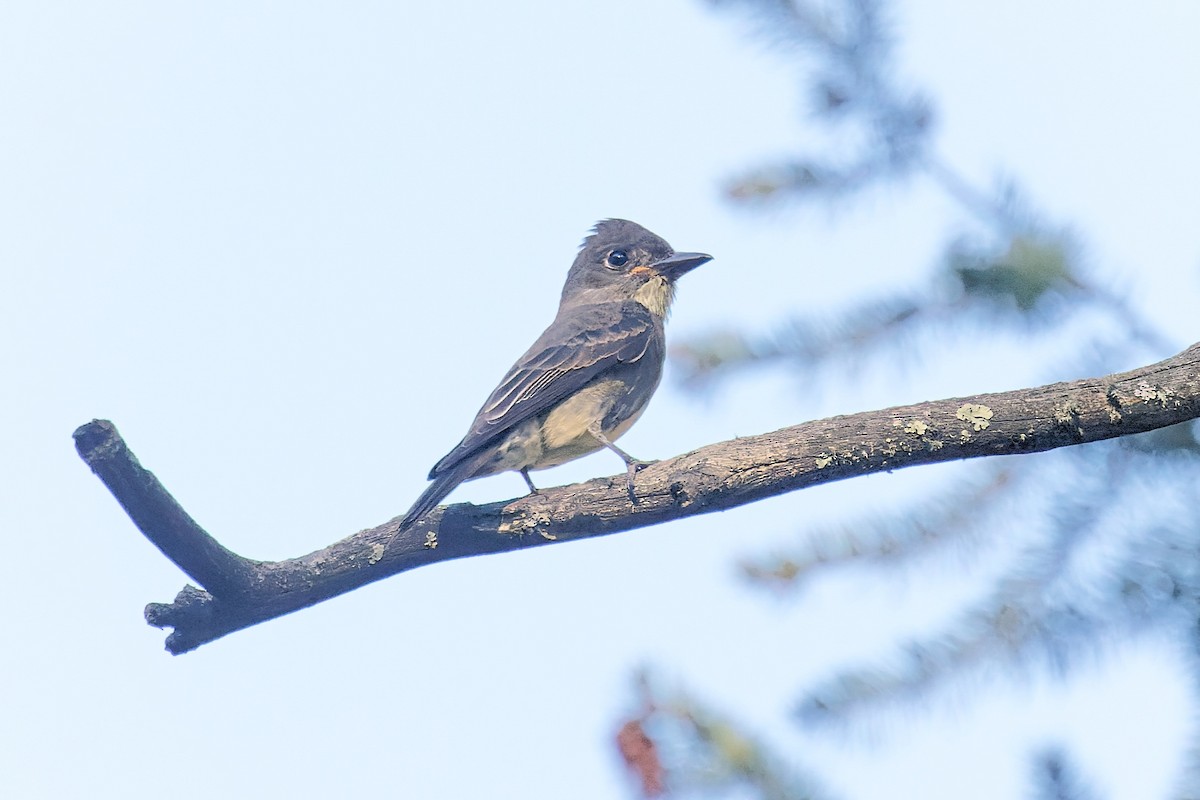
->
[3,2,1199,798]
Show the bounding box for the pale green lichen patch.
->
[1134,379,1174,407]
[499,511,554,538]
[1053,401,1085,437]
[904,420,928,436]
[956,403,994,431]
[424,532,438,549]
[815,447,879,469]
[1054,402,1080,425]
[368,543,386,565]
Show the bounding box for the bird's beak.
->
[651,251,713,281]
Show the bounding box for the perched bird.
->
[399,219,712,530]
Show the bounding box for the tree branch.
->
[75,343,1200,654]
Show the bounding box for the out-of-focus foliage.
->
[671,222,1104,393]
[618,675,835,800]
[948,235,1076,312]
[711,0,933,206]
[617,0,1200,798]
[739,466,1019,590]
[1030,748,1103,800]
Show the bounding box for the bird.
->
[398,219,712,531]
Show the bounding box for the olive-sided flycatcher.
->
[399,219,712,530]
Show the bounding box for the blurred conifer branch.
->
[617,674,835,800]
[1030,747,1103,800]
[646,0,1200,795]
[677,1,1172,390]
[739,465,1019,590]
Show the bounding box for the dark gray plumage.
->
[399,219,711,530]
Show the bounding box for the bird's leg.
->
[586,423,655,503]
[519,467,540,496]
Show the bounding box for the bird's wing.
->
[430,301,657,477]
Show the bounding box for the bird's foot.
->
[519,468,541,497]
[623,458,658,503]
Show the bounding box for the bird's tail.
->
[398,454,488,531]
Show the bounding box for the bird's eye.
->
[605,249,629,269]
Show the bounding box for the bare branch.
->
[75,343,1200,654]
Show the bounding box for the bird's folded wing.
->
[429,301,656,477]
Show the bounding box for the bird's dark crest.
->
[581,219,667,252]
[583,218,637,246]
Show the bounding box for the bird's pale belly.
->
[473,373,656,477]
[534,378,649,468]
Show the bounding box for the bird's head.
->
[560,219,712,317]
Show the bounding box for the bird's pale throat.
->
[633,275,675,317]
